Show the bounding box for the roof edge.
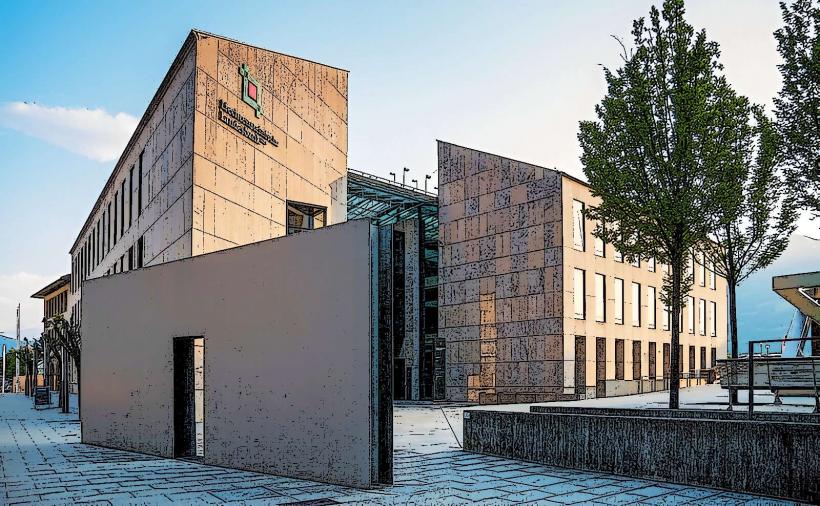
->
[31,274,71,299]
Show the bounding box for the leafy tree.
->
[578,0,748,408]
[702,108,796,382]
[774,0,820,219]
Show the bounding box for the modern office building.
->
[68,29,349,319]
[437,142,728,404]
[31,274,74,392]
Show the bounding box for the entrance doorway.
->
[575,336,586,396]
[596,337,606,398]
[174,336,204,458]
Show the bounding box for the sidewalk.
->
[1,393,800,505]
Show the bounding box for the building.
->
[31,274,74,392]
[437,142,728,404]
[68,29,349,320]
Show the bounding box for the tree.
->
[40,327,64,408]
[48,313,82,411]
[774,0,820,219]
[578,0,749,408]
[702,108,797,390]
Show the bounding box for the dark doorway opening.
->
[174,336,204,459]
[574,336,586,396]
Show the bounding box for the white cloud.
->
[0,102,137,162]
[0,272,61,340]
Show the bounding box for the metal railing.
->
[745,338,820,418]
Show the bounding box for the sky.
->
[0,1,817,344]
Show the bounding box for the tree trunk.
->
[727,275,739,403]
[669,263,682,409]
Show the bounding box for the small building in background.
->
[31,274,74,393]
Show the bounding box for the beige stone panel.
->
[251,185,274,221]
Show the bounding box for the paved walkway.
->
[0,393,799,505]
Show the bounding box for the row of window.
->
[610,340,718,380]
[72,152,145,294]
[571,200,717,290]
[45,291,67,319]
[573,269,718,336]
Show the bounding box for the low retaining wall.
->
[530,405,820,423]
[463,409,820,502]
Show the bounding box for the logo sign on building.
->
[240,64,263,118]
[218,100,278,147]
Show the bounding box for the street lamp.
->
[425,174,431,192]
[402,167,409,185]
[389,171,396,182]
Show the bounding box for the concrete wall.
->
[192,32,348,256]
[437,142,565,404]
[463,409,820,503]
[81,220,385,488]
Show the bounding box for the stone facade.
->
[68,30,348,319]
[437,142,565,404]
[438,142,728,404]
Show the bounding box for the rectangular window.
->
[648,257,656,272]
[631,257,640,268]
[698,252,705,286]
[136,237,144,268]
[573,268,586,320]
[138,151,144,217]
[662,304,670,331]
[631,282,641,327]
[687,296,695,334]
[615,339,625,380]
[106,203,111,252]
[633,341,641,380]
[128,246,134,271]
[113,192,119,245]
[129,165,134,227]
[663,343,671,377]
[709,301,717,337]
[711,347,717,368]
[700,346,707,370]
[709,261,716,290]
[120,180,126,236]
[286,201,327,234]
[698,298,706,336]
[689,346,696,373]
[594,273,606,322]
[572,199,585,251]
[119,255,124,272]
[647,286,657,329]
[614,278,624,324]
[680,345,684,372]
[649,342,657,378]
[594,221,605,257]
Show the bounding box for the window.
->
[709,261,716,290]
[689,346,696,373]
[286,201,327,234]
[700,346,707,370]
[662,304,670,331]
[594,273,606,322]
[648,257,656,272]
[136,236,144,268]
[137,151,144,217]
[663,343,671,377]
[120,180,126,236]
[633,341,641,380]
[631,257,640,268]
[572,200,585,251]
[697,252,705,286]
[687,296,695,333]
[129,165,134,227]
[573,268,586,320]
[106,203,112,252]
[711,347,717,368]
[709,301,717,337]
[647,286,657,329]
[698,298,706,335]
[113,192,118,246]
[614,278,624,324]
[128,246,134,271]
[649,342,657,378]
[680,345,684,372]
[631,282,641,327]
[594,221,605,257]
[615,339,625,380]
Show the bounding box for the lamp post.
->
[402,167,409,186]
[425,174,431,192]
[389,172,396,182]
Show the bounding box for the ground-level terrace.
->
[0,389,807,505]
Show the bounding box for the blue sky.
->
[0,1,816,344]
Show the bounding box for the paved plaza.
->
[0,392,804,505]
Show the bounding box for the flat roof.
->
[772,271,820,320]
[31,274,71,299]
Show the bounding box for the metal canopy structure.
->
[347,168,438,240]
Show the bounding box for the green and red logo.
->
[239,64,263,118]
